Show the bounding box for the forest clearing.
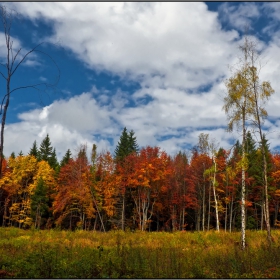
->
[1,3,280,278]
[0,227,280,278]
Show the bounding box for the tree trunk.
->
[207,181,211,231]
[261,202,264,231]
[0,80,10,179]
[241,110,246,250]
[202,180,205,231]
[213,158,219,231]
[121,193,125,231]
[229,194,233,233]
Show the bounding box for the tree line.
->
[0,5,278,250]
[0,127,280,235]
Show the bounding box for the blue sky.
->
[2,2,280,160]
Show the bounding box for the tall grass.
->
[0,228,280,278]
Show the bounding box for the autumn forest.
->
[1,125,280,234]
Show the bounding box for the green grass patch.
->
[0,228,280,278]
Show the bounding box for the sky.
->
[1,2,280,161]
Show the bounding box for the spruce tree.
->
[18,150,23,156]
[115,127,130,162]
[114,127,139,230]
[128,130,139,154]
[115,127,139,162]
[60,149,72,167]
[29,140,39,160]
[49,148,58,170]
[38,134,53,162]
[10,152,15,159]
[31,177,49,229]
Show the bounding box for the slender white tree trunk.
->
[241,113,246,250]
[213,158,219,231]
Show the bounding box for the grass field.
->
[0,228,280,278]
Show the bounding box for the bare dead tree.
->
[0,5,60,178]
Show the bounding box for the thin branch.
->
[10,47,21,72]
[10,42,44,77]
[10,83,46,95]
[0,70,7,81]
[0,94,8,115]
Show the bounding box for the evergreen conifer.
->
[29,141,39,159]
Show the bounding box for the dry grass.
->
[0,228,280,278]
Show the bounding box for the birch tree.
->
[224,35,274,247]
[223,40,254,249]
[240,37,274,243]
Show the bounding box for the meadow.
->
[0,228,280,278]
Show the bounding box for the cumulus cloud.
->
[6,2,239,89]
[2,2,280,159]
[5,92,113,160]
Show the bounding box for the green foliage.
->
[60,149,72,167]
[29,141,39,160]
[39,134,53,162]
[39,134,52,161]
[115,127,139,162]
[30,177,49,229]
[77,145,88,162]
[1,229,280,278]
[37,134,59,171]
[128,130,139,154]
[49,148,59,170]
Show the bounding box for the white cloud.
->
[5,92,113,160]
[7,2,239,90]
[2,2,280,159]
[218,2,261,31]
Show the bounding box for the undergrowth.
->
[0,228,279,278]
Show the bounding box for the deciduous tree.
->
[0,6,60,178]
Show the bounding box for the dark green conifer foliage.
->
[29,141,39,159]
[10,152,15,159]
[114,127,139,230]
[177,150,188,165]
[60,149,72,167]
[39,134,53,162]
[49,148,58,170]
[128,130,139,154]
[115,127,139,162]
[78,145,88,161]
[260,135,273,185]
[246,131,259,183]
[31,177,49,229]
[115,127,129,162]
[234,140,242,156]
[18,150,23,156]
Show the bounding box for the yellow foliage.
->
[0,155,56,227]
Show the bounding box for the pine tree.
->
[10,152,15,159]
[128,130,139,154]
[115,127,139,162]
[115,127,130,162]
[31,177,49,229]
[60,149,72,167]
[39,134,53,162]
[78,145,88,161]
[29,141,39,159]
[114,127,139,230]
[49,148,58,170]
[18,150,23,156]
